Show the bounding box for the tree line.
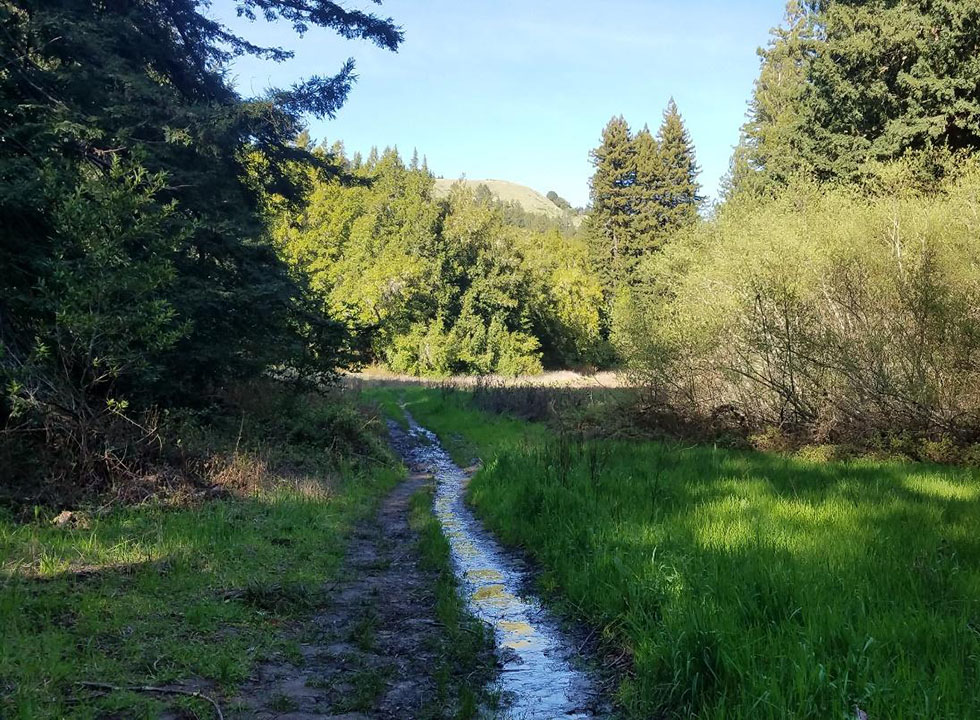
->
[587,101,701,294]
[270,143,605,376]
[0,0,402,494]
[5,0,980,494]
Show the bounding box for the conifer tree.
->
[728,0,980,193]
[726,0,817,197]
[653,99,702,231]
[803,0,980,182]
[0,0,403,477]
[630,125,661,242]
[587,116,636,293]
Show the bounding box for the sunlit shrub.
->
[617,160,980,445]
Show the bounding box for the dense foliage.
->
[0,0,401,494]
[730,0,980,195]
[617,0,980,452]
[587,103,701,294]
[273,145,605,375]
[618,164,980,449]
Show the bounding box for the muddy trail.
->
[388,416,608,720]
[233,417,607,719]
[233,469,466,719]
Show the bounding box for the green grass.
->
[409,486,494,720]
[0,390,401,719]
[373,387,980,720]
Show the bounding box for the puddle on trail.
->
[390,416,603,720]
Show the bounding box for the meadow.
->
[0,391,401,719]
[372,386,980,719]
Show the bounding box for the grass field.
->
[0,391,401,719]
[369,386,980,719]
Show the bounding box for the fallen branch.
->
[75,681,224,719]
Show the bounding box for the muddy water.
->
[390,415,603,719]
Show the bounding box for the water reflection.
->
[391,417,601,719]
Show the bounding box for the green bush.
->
[385,314,542,377]
[616,161,980,445]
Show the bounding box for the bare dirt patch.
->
[232,471,477,719]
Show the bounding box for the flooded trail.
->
[389,415,606,720]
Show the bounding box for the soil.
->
[231,470,468,719]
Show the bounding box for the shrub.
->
[617,161,980,447]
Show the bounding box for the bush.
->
[616,161,980,448]
[385,315,542,377]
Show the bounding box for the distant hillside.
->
[433,178,582,227]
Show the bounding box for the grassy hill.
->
[433,178,582,226]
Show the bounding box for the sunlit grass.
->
[379,387,980,720]
[408,487,493,719]
[0,469,399,719]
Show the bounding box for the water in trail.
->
[390,415,605,720]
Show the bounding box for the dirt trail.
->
[232,470,459,719]
[389,417,608,720]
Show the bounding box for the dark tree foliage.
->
[546,190,573,211]
[652,100,702,231]
[726,1,817,197]
[587,105,700,293]
[730,0,980,195]
[630,126,661,240]
[804,0,980,181]
[586,116,636,292]
[0,0,401,488]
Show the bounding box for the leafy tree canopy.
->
[0,0,401,486]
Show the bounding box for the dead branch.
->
[75,681,224,719]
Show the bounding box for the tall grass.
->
[392,388,980,719]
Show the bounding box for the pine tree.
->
[0,0,403,478]
[630,125,661,242]
[587,116,636,293]
[728,0,980,192]
[653,99,702,231]
[726,0,817,197]
[802,0,980,182]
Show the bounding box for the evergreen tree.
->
[653,99,702,231]
[586,116,636,293]
[546,191,573,212]
[0,0,402,482]
[729,0,980,193]
[630,125,661,241]
[726,0,817,196]
[803,0,980,182]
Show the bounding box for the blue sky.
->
[211,1,786,207]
